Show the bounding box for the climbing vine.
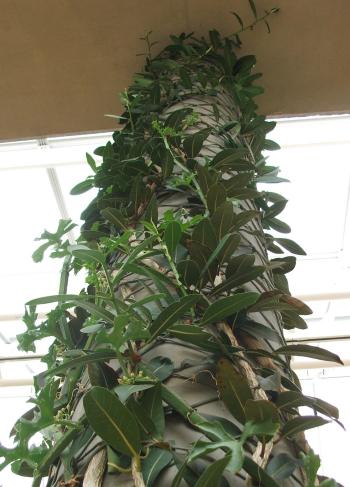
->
[1,3,341,486]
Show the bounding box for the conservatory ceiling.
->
[1,0,350,140]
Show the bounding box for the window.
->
[1,116,350,485]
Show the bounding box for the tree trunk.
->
[8,29,340,487]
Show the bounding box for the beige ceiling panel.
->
[1,0,350,140]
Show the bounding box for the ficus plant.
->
[0,3,343,486]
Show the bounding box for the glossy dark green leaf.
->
[192,218,218,251]
[237,320,282,344]
[188,440,243,473]
[26,294,115,324]
[142,447,173,486]
[264,200,288,219]
[144,194,159,224]
[70,178,94,195]
[210,202,234,239]
[275,238,306,255]
[211,148,249,169]
[101,207,128,230]
[217,233,241,263]
[166,108,192,128]
[244,400,279,439]
[266,454,299,480]
[86,152,97,172]
[216,357,253,423]
[213,255,264,295]
[196,164,216,196]
[114,383,155,403]
[264,139,281,151]
[281,415,329,438]
[201,292,259,325]
[206,183,227,214]
[149,294,200,341]
[281,310,308,329]
[72,248,106,266]
[139,384,165,438]
[194,455,231,487]
[276,391,339,420]
[83,386,141,457]
[164,221,182,257]
[145,356,174,381]
[232,210,260,230]
[266,217,291,234]
[275,345,343,365]
[87,362,118,388]
[243,456,279,487]
[189,241,217,284]
[183,129,210,158]
[270,256,296,274]
[127,397,157,440]
[178,259,201,287]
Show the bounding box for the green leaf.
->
[139,384,165,438]
[216,357,253,423]
[149,294,201,341]
[201,292,259,325]
[144,194,159,224]
[281,415,329,438]
[237,320,282,344]
[188,440,243,473]
[71,248,106,266]
[243,456,280,487]
[301,449,320,486]
[196,164,216,196]
[127,397,157,441]
[270,256,296,274]
[210,202,234,239]
[274,238,306,255]
[183,129,210,158]
[166,108,193,129]
[86,152,97,172]
[276,391,339,420]
[194,455,231,487]
[194,419,234,442]
[244,400,279,439]
[211,148,249,169]
[248,0,257,18]
[70,178,94,195]
[32,242,51,263]
[114,384,155,403]
[217,233,241,263]
[145,356,174,381]
[178,259,201,287]
[168,324,219,352]
[266,218,291,234]
[266,453,299,480]
[264,200,288,219]
[101,207,128,230]
[213,255,265,295]
[164,221,182,257]
[83,386,141,457]
[142,447,173,486]
[275,345,343,365]
[44,350,116,377]
[26,294,116,324]
[206,183,227,214]
[264,139,281,151]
